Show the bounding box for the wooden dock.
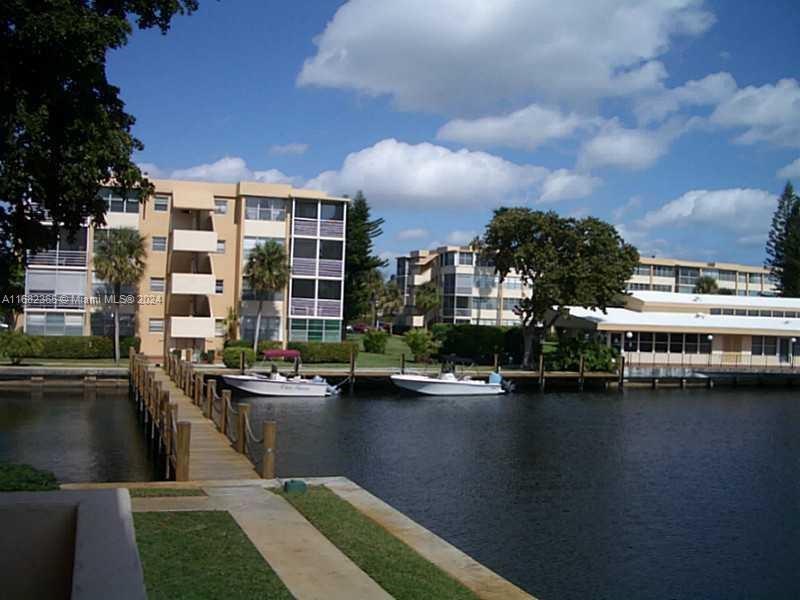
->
[130,351,261,481]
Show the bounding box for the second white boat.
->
[223,373,334,397]
[389,372,508,396]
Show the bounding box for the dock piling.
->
[261,420,277,479]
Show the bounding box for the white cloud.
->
[145,156,300,185]
[436,104,599,150]
[269,143,309,156]
[577,118,690,170]
[777,157,800,179]
[298,0,713,113]
[613,196,643,220]
[635,71,737,123]
[446,230,477,245]
[396,228,430,241]
[710,78,800,147]
[306,138,549,208]
[636,188,776,235]
[538,169,601,203]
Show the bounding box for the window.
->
[455,274,472,294]
[752,336,763,355]
[100,188,139,213]
[764,336,777,356]
[624,333,638,352]
[214,198,228,215]
[669,333,683,354]
[748,273,762,284]
[502,298,519,311]
[678,267,700,285]
[475,275,497,289]
[26,312,83,336]
[241,277,283,301]
[291,279,315,298]
[151,236,166,252]
[216,240,226,253]
[655,333,668,353]
[318,280,341,300]
[320,202,343,221]
[293,238,317,258]
[735,309,746,316]
[652,284,673,292]
[653,266,675,278]
[243,236,284,259]
[458,252,474,266]
[295,200,318,219]
[150,277,165,292]
[685,334,698,353]
[319,240,343,260]
[718,270,736,282]
[639,332,653,353]
[289,318,340,343]
[634,264,651,276]
[90,312,134,337]
[154,195,169,212]
[503,277,521,289]
[627,283,651,291]
[442,252,456,266]
[149,318,164,333]
[475,297,497,310]
[215,279,224,294]
[699,334,712,354]
[242,316,281,343]
[722,308,734,315]
[215,319,225,337]
[244,197,286,221]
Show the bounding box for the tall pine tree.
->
[766,181,799,295]
[782,202,800,297]
[344,191,387,330]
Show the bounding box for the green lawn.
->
[134,511,292,600]
[0,358,122,367]
[278,486,479,600]
[128,487,206,498]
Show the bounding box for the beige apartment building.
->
[395,248,778,329]
[23,179,348,358]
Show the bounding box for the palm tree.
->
[414,281,440,329]
[94,227,146,363]
[378,280,403,334]
[693,276,719,294]
[244,240,290,351]
[223,306,239,344]
[365,268,384,327]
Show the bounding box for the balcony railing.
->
[293,218,318,237]
[289,298,342,317]
[170,316,215,339]
[318,259,343,278]
[27,250,87,268]
[320,219,344,238]
[290,298,315,316]
[317,299,341,317]
[292,257,317,277]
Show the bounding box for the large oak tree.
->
[481,208,639,367]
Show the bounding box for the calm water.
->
[0,388,157,483]
[241,386,800,600]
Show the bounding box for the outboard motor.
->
[490,371,515,393]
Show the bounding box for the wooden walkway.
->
[153,368,259,481]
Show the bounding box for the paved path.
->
[132,484,391,600]
[154,369,259,481]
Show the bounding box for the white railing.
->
[318,259,343,278]
[320,219,344,238]
[292,257,317,276]
[27,250,87,268]
[317,299,341,317]
[290,298,315,316]
[293,218,318,237]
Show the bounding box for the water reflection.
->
[238,387,800,600]
[0,387,158,483]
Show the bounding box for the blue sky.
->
[108,0,800,270]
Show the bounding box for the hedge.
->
[362,330,388,354]
[13,335,140,359]
[223,347,256,369]
[437,325,507,364]
[257,340,283,354]
[544,338,619,372]
[224,339,252,349]
[0,463,59,492]
[287,341,358,363]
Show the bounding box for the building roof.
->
[630,290,800,310]
[566,306,800,336]
[638,256,769,273]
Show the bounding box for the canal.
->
[242,387,800,600]
[1,384,798,598]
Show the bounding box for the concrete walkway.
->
[132,484,391,600]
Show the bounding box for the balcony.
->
[289,298,342,317]
[290,298,315,316]
[170,316,215,339]
[320,219,344,238]
[172,230,217,253]
[170,273,215,295]
[27,250,87,268]
[292,257,317,277]
[318,259,343,278]
[293,218,318,237]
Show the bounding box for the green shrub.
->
[430,323,452,343]
[544,338,619,372]
[4,335,137,359]
[0,331,44,364]
[222,347,256,368]
[362,329,389,354]
[224,339,252,349]
[120,336,141,356]
[404,329,437,362]
[257,340,283,354]
[287,341,358,363]
[0,463,58,491]
[438,325,506,363]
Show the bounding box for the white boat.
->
[222,372,335,397]
[389,372,508,396]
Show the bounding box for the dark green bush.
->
[362,329,389,354]
[438,325,506,364]
[544,338,619,372]
[120,336,141,356]
[224,339,252,349]
[223,347,256,368]
[0,332,44,364]
[287,341,358,363]
[257,340,283,354]
[430,323,452,343]
[404,329,437,362]
[0,463,58,491]
[16,335,137,359]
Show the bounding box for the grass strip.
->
[134,511,293,600]
[128,487,207,498]
[278,486,479,600]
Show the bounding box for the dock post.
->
[158,390,169,453]
[538,353,545,392]
[221,390,230,436]
[348,348,356,394]
[206,379,216,419]
[578,355,585,391]
[261,420,277,479]
[175,421,191,481]
[493,353,499,371]
[401,353,406,374]
[618,356,625,389]
[236,404,249,454]
[239,350,245,375]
